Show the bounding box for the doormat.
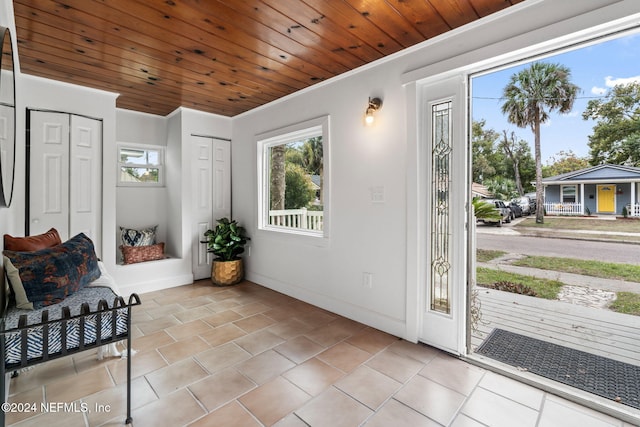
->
[476,328,640,409]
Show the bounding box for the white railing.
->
[543,202,583,216]
[626,204,640,217]
[269,208,323,231]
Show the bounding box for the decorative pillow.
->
[120,243,165,264]
[3,233,101,309]
[3,256,33,310]
[120,225,157,247]
[4,228,62,252]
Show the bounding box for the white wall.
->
[116,109,169,252]
[232,0,640,339]
[112,107,232,295]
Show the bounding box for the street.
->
[477,232,640,265]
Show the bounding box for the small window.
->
[561,185,576,203]
[117,143,164,186]
[257,116,330,239]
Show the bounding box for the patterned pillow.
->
[3,233,101,309]
[4,228,62,251]
[120,243,165,264]
[120,225,157,247]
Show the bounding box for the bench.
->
[1,231,141,426]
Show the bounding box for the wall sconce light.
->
[364,97,383,125]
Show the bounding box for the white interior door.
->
[418,76,468,354]
[69,115,102,257]
[29,111,70,239]
[192,135,231,280]
[29,110,102,256]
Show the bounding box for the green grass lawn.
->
[476,249,506,263]
[609,292,640,316]
[476,267,564,299]
[515,217,640,232]
[511,255,640,283]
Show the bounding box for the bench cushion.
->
[3,286,128,366]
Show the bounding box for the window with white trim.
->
[117,143,165,187]
[257,116,329,238]
[561,185,577,203]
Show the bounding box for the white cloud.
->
[591,75,640,95]
[604,75,640,87]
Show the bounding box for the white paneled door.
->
[191,135,231,280]
[28,110,102,257]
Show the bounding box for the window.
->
[257,116,329,238]
[117,143,164,186]
[561,185,576,203]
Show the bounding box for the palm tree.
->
[501,62,579,223]
[270,145,286,210]
[301,137,324,204]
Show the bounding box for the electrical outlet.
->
[362,272,373,289]
[370,186,385,203]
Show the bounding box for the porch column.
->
[580,183,585,215]
[632,182,636,216]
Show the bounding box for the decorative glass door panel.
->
[418,77,467,355]
[431,101,453,314]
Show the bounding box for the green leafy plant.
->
[204,218,250,261]
[472,198,502,221]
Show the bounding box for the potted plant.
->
[203,217,250,286]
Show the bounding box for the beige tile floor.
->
[4,280,636,427]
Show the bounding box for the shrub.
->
[477,280,538,296]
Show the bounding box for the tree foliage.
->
[582,82,640,166]
[483,176,518,201]
[499,130,532,196]
[284,163,316,209]
[501,62,580,223]
[542,150,589,177]
[471,120,535,195]
[472,120,500,183]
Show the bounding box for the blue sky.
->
[471,31,640,164]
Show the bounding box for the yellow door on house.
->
[597,184,615,213]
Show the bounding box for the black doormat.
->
[476,328,640,409]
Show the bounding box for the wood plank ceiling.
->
[14,0,524,117]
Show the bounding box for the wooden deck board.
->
[471,289,640,366]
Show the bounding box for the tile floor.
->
[4,280,637,426]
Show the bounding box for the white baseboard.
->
[246,272,408,340]
[119,273,194,297]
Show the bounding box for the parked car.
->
[479,199,511,226]
[512,196,531,216]
[524,193,537,214]
[508,201,523,218]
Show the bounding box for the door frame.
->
[405,75,469,355]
